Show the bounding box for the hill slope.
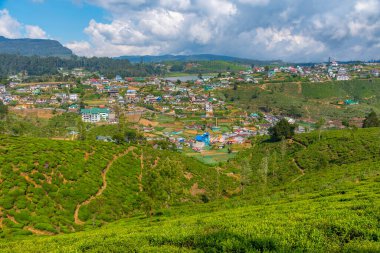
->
[0,36,73,57]
[0,136,237,237]
[0,128,379,252]
[221,79,380,121]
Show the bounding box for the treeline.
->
[0,54,165,78]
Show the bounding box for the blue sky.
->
[1,0,106,42]
[0,0,380,61]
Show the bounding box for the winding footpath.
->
[290,139,307,183]
[74,147,135,225]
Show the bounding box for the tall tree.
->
[140,157,183,217]
[269,119,296,141]
[240,158,252,194]
[0,101,8,120]
[315,117,326,140]
[363,110,380,128]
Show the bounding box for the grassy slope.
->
[0,136,237,237]
[220,79,380,120]
[0,128,379,252]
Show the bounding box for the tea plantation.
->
[0,128,379,252]
[0,136,237,237]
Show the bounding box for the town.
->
[1,59,379,163]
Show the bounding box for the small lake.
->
[165,75,213,82]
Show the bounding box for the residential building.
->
[69,93,79,101]
[80,108,110,123]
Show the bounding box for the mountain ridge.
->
[0,36,73,58]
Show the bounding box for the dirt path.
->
[259,83,268,90]
[304,106,311,120]
[7,215,19,224]
[74,147,135,225]
[297,82,302,95]
[25,226,55,236]
[290,138,307,180]
[291,139,307,148]
[20,172,41,188]
[292,158,305,175]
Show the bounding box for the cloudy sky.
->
[1,0,380,62]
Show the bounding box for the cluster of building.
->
[0,85,11,104]
[0,82,79,107]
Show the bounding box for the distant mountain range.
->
[0,36,73,58]
[117,54,283,65]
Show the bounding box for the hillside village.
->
[1,60,380,162]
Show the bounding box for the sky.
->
[0,0,380,62]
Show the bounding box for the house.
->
[69,93,79,101]
[115,75,123,82]
[371,69,379,77]
[68,104,79,112]
[344,99,359,105]
[125,90,139,103]
[205,102,213,117]
[56,93,68,100]
[80,108,110,123]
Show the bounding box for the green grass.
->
[0,128,379,252]
[0,136,237,237]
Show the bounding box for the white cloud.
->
[354,0,380,15]
[0,9,22,38]
[71,0,380,61]
[189,20,212,44]
[159,0,191,10]
[85,19,148,45]
[239,0,270,6]
[138,9,185,38]
[25,25,47,39]
[65,41,92,55]
[0,9,48,39]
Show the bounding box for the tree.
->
[342,119,350,128]
[76,118,87,140]
[157,158,183,206]
[268,119,296,141]
[0,101,8,120]
[363,110,380,128]
[240,158,252,194]
[259,151,269,188]
[140,157,183,217]
[315,117,326,140]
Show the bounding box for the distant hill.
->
[0,36,73,58]
[117,54,283,65]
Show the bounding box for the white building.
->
[69,93,79,101]
[80,108,110,123]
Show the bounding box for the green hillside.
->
[0,36,73,58]
[0,128,379,252]
[221,79,380,121]
[0,136,237,237]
